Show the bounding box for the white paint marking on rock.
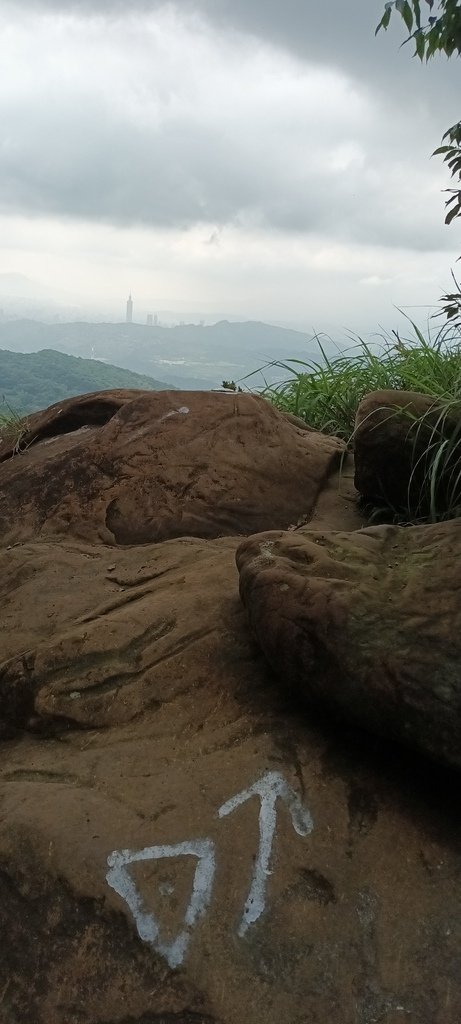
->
[160,406,190,422]
[106,838,216,969]
[218,770,313,936]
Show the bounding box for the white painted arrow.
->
[218,770,314,936]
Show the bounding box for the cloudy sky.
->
[0,0,459,330]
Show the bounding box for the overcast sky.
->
[0,0,459,330]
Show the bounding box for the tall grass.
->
[253,322,461,441]
[247,320,461,523]
[377,396,461,524]
[0,401,28,452]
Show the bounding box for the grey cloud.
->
[1,0,456,253]
[6,0,459,126]
[184,0,458,127]
[0,87,451,253]
[7,0,459,98]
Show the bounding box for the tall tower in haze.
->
[126,293,133,323]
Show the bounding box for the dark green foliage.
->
[377,1,461,227]
[0,348,173,415]
[377,0,461,318]
[376,1,461,60]
[439,270,461,327]
[434,121,461,226]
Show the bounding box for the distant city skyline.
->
[0,271,444,341]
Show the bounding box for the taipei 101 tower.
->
[126,293,133,323]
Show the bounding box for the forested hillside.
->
[0,348,174,414]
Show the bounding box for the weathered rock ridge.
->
[0,389,343,547]
[237,519,461,770]
[0,388,460,1024]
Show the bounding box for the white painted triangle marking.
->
[106,839,216,968]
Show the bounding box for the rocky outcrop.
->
[354,389,461,519]
[1,533,461,1023]
[0,535,250,732]
[0,388,460,1023]
[237,519,461,770]
[0,390,343,547]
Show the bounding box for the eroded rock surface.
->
[237,519,461,770]
[0,535,460,1023]
[0,389,343,547]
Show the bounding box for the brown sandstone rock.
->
[354,389,461,518]
[0,388,143,459]
[0,389,344,547]
[0,535,460,1022]
[237,519,461,770]
[0,535,250,732]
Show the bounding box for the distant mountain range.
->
[0,348,174,415]
[0,318,340,391]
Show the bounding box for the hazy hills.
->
[0,348,174,414]
[0,319,339,390]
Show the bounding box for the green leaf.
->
[413,0,422,29]
[445,203,461,225]
[414,28,426,58]
[402,0,414,33]
[376,8,392,33]
[426,36,440,58]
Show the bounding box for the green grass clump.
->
[0,401,29,453]
[249,320,461,524]
[256,322,461,441]
[377,396,461,524]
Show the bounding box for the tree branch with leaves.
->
[377,1,461,325]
